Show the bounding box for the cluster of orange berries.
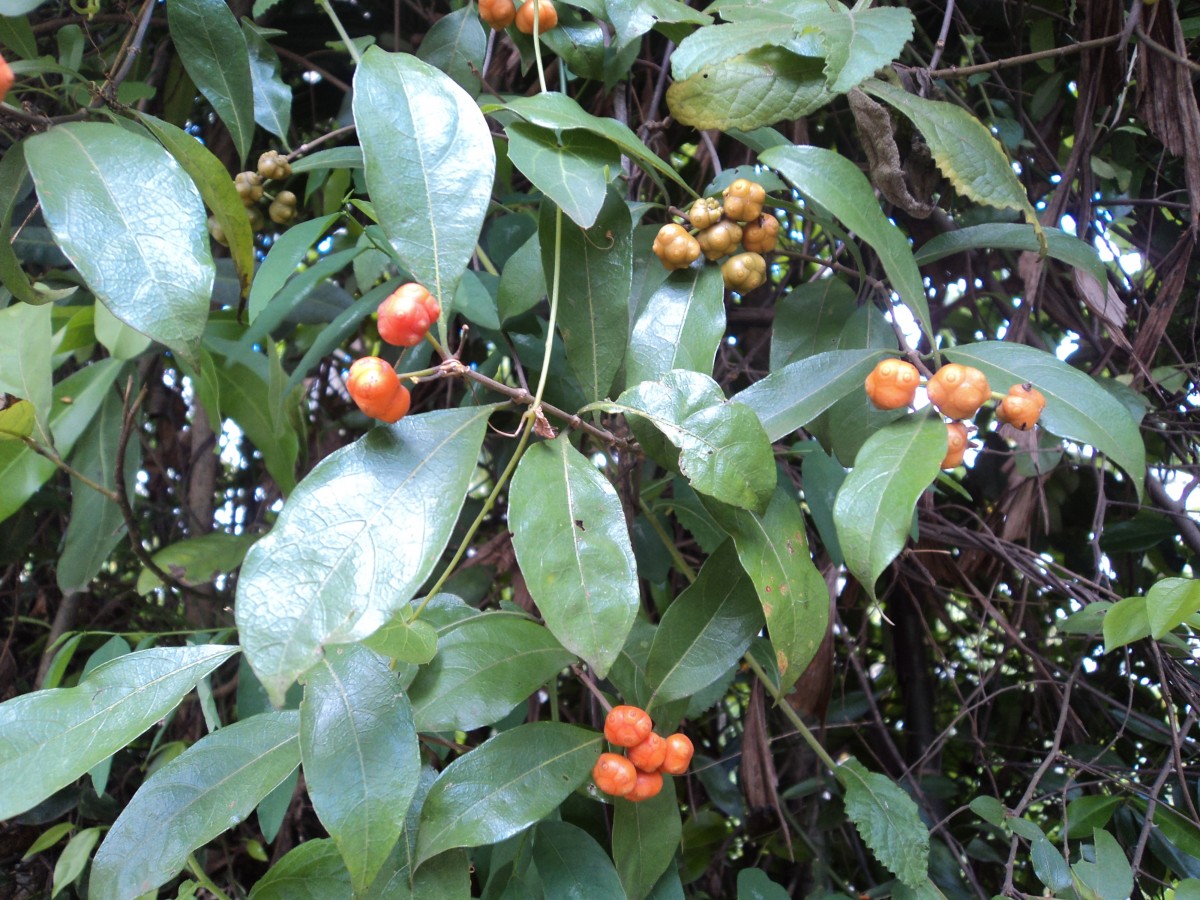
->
[209,150,297,245]
[478,0,558,34]
[592,705,694,803]
[864,359,1046,469]
[652,178,779,294]
[345,283,441,424]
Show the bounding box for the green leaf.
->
[21,822,76,861]
[135,111,256,301]
[502,91,693,193]
[0,300,52,444]
[509,434,638,677]
[1066,796,1121,839]
[57,388,139,594]
[736,867,791,900]
[94,300,153,359]
[612,779,682,900]
[354,48,494,337]
[497,231,546,323]
[26,123,214,369]
[248,213,341,322]
[645,542,764,709]
[838,757,930,887]
[361,612,438,665]
[0,138,50,306]
[833,415,945,597]
[614,370,776,513]
[1071,829,1133,900]
[415,722,603,864]
[136,531,259,594]
[300,645,420,893]
[1145,577,1200,639]
[769,278,858,370]
[90,710,301,899]
[605,0,711,53]
[701,482,829,694]
[290,147,364,172]
[248,839,352,900]
[242,22,293,143]
[627,265,725,386]
[735,349,889,442]
[415,5,486,98]
[533,820,625,900]
[669,12,806,81]
[507,123,620,229]
[812,7,913,93]
[0,401,34,442]
[51,826,101,899]
[0,644,238,819]
[943,342,1146,498]
[865,80,1043,243]
[970,796,1006,827]
[913,224,1105,284]
[166,0,255,164]
[235,405,495,706]
[212,351,301,495]
[667,47,833,132]
[540,189,632,401]
[1102,595,1150,652]
[0,358,123,524]
[760,143,933,345]
[408,613,576,732]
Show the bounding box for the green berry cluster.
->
[208,150,298,246]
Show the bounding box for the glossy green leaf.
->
[248,213,341,322]
[0,644,238,819]
[614,370,776,513]
[509,433,638,677]
[135,111,256,301]
[0,300,52,444]
[242,23,292,143]
[26,123,214,369]
[20,822,75,861]
[970,795,1006,827]
[236,404,495,706]
[1066,796,1121,839]
[865,80,1042,237]
[166,0,255,164]
[248,839,352,900]
[813,7,913,93]
[667,47,832,132]
[540,190,632,401]
[51,826,101,899]
[354,48,494,336]
[415,5,486,98]
[1071,829,1133,900]
[627,265,725,386]
[838,757,930,887]
[944,342,1146,498]
[94,300,152,359]
[913,224,1105,284]
[57,389,139,594]
[533,820,625,900]
[1145,577,1200,639]
[701,482,829,694]
[362,612,438,666]
[300,645,419,893]
[507,123,620,229]
[833,415,945,597]
[0,358,123,524]
[415,722,603,864]
[605,0,710,52]
[613,779,682,900]
[136,531,259,594]
[409,613,576,732]
[213,351,300,495]
[0,400,34,441]
[502,91,692,192]
[645,542,764,709]
[497,231,546,323]
[735,349,889,441]
[1102,595,1150,652]
[669,11,808,81]
[769,277,858,371]
[760,143,933,344]
[90,710,301,899]
[736,867,791,900]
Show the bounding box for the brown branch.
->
[926,33,1123,79]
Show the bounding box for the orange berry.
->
[941,421,970,469]
[695,219,742,261]
[660,733,694,775]
[722,178,766,223]
[741,214,780,254]
[926,363,990,420]
[627,732,667,773]
[514,0,557,33]
[997,383,1046,431]
[604,705,653,748]
[625,770,664,802]
[378,283,440,347]
[478,0,516,29]
[377,382,411,424]
[864,358,920,410]
[593,752,637,796]
[347,357,409,423]
[0,54,12,104]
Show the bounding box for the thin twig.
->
[926,33,1122,79]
